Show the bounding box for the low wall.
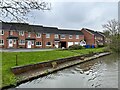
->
[11,52,98,75]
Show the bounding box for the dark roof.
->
[29,25,43,33]
[43,26,58,34]
[1,22,29,31]
[1,21,83,35]
[58,29,84,35]
[83,28,103,37]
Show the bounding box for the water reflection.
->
[16,54,118,88]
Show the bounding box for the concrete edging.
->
[2,52,111,90]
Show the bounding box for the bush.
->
[68,45,84,50]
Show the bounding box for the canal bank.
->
[16,53,118,88]
[2,51,111,89]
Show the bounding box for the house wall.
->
[81,29,95,46]
[1,30,84,49]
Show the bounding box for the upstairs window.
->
[36,33,41,38]
[54,34,59,38]
[61,34,65,39]
[69,35,72,39]
[76,35,79,39]
[0,39,4,45]
[0,30,4,35]
[28,32,31,37]
[19,31,24,36]
[46,34,50,38]
[10,31,13,35]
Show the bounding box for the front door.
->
[8,39,13,48]
[27,41,31,48]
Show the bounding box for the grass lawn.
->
[1,48,105,88]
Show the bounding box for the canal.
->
[16,53,118,88]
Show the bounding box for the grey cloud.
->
[26,2,118,31]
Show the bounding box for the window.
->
[46,34,50,38]
[76,35,79,39]
[54,34,59,38]
[32,41,34,45]
[46,42,51,46]
[0,39,4,45]
[14,40,16,44]
[36,33,41,38]
[19,40,25,45]
[36,42,42,46]
[19,31,24,36]
[61,34,65,39]
[69,35,72,39]
[10,31,13,35]
[28,32,31,37]
[0,30,4,35]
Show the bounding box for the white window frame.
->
[10,31,13,35]
[75,42,79,45]
[0,39,4,45]
[19,40,25,45]
[19,31,24,36]
[54,34,59,38]
[46,42,51,46]
[13,39,16,44]
[36,33,41,38]
[61,34,65,39]
[31,41,34,45]
[36,42,42,46]
[28,32,31,37]
[76,35,79,39]
[69,35,72,39]
[46,34,50,38]
[0,30,4,35]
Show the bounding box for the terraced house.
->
[0,22,86,49]
[81,28,106,47]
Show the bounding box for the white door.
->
[8,39,13,47]
[27,41,31,48]
[55,42,58,48]
[68,42,73,47]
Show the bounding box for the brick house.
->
[81,28,105,47]
[0,22,85,49]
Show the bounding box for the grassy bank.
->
[1,48,105,88]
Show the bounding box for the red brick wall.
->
[81,29,95,46]
[1,30,84,49]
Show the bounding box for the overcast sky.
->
[3,1,118,32]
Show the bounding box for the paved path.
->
[0,48,55,52]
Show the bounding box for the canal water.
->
[16,54,118,88]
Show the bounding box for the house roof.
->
[83,28,104,37]
[1,21,84,35]
[1,22,29,31]
[43,26,59,34]
[58,29,84,35]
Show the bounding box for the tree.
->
[102,19,119,35]
[0,0,51,22]
[102,19,120,52]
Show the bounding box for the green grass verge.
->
[1,48,105,88]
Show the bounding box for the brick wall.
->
[81,29,95,46]
[0,30,84,49]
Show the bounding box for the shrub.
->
[68,45,83,50]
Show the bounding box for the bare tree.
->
[0,0,51,22]
[102,19,120,52]
[102,19,119,36]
